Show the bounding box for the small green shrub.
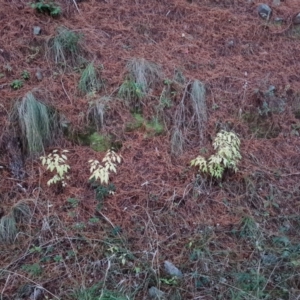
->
[191,130,241,179]
[22,263,42,277]
[88,132,111,152]
[146,117,164,135]
[118,78,144,112]
[31,1,61,17]
[90,181,115,210]
[125,114,164,136]
[10,79,23,90]
[73,282,103,300]
[21,70,30,80]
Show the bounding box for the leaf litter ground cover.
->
[1,0,300,299]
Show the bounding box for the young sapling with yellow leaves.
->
[40,149,70,187]
[191,130,241,179]
[89,149,122,185]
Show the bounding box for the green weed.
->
[22,263,42,277]
[119,58,162,112]
[88,132,111,152]
[118,79,144,112]
[67,198,79,208]
[31,1,61,16]
[90,181,115,210]
[125,113,164,135]
[10,79,23,90]
[73,282,103,300]
[78,62,102,94]
[21,70,30,80]
[238,216,260,241]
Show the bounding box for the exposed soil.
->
[1,0,300,299]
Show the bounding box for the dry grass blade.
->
[87,96,110,130]
[190,80,207,141]
[171,127,184,156]
[126,58,163,93]
[171,80,207,155]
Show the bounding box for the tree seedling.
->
[40,150,70,187]
[89,149,122,185]
[191,130,241,179]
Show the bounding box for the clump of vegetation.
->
[118,79,144,112]
[0,201,31,243]
[88,132,111,152]
[125,113,164,135]
[10,79,23,90]
[13,92,59,156]
[49,26,83,68]
[88,150,121,209]
[171,79,207,155]
[191,130,241,179]
[158,79,175,110]
[21,70,30,80]
[78,62,102,95]
[89,149,122,185]
[119,58,163,112]
[40,150,70,187]
[87,96,111,130]
[31,0,61,17]
[126,58,162,93]
[74,285,129,300]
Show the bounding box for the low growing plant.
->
[118,78,144,112]
[191,130,241,179]
[0,201,32,243]
[89,149,122,185]
[50,26,83,68]
[78,62,102,94]
[10,79,23,90]
[40,149,70,187]
[87,96,110,130]
[21,70,30,80]
[13,92,59,155]
[31,1,61,17]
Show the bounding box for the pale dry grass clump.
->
[171,79,207,155]
[13,92,59,156]
[0,201,32,243]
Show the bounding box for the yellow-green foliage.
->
[191,130,241,179]
[40,150,70,186]
[89,149,122,185]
